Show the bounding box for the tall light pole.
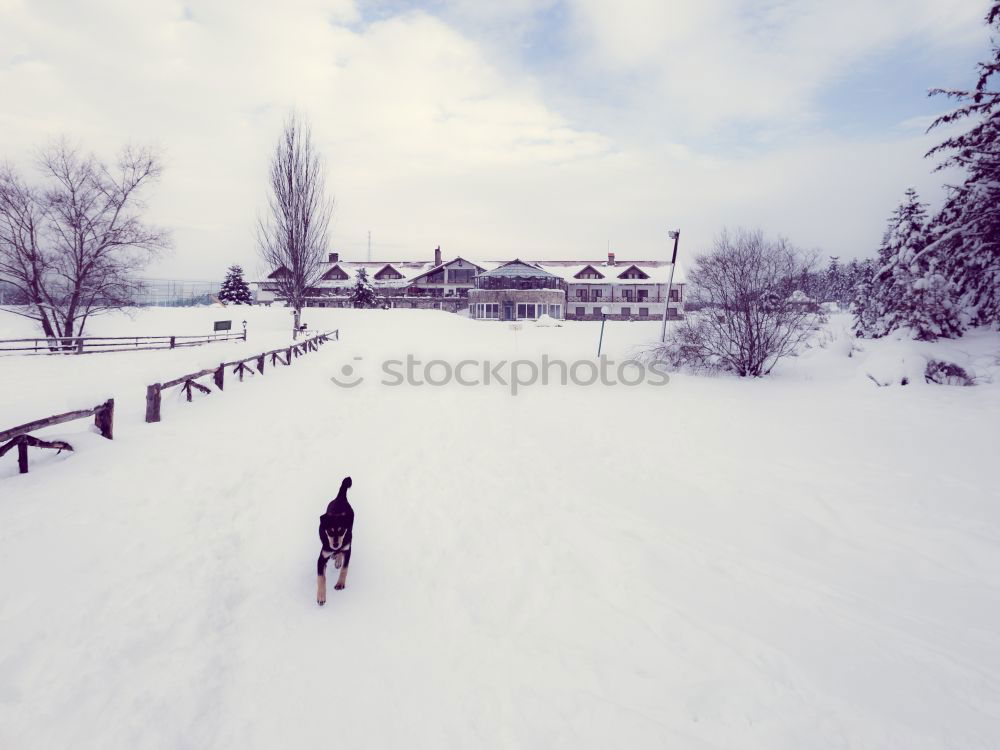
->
[660,229,680,342]
[597,305,611,357]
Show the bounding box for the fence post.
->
[257,354,265,374]
[76,338,84,354]
[169,336,175,349]
[214,364,225,390]
[94,399,115,439]
[18,438,28,474]
[145,384,162,423]
[286,347,292,365]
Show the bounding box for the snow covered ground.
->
[1,306,999,749]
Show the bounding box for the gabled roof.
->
[573,264,605,279]
[322,265,350,280]
[616,264,650,279]
[267,266,290,279]
[478,259,558,279]
[406,256,486,283]
[373,263,404,279]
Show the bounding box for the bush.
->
[652,229,822,377]
[924,360,974,386]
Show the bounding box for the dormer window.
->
[618,265,650,280]
[322,265,349,281]
[574,265,605,280]
[374,265,403,280]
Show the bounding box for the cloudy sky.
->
[0,0,990,279]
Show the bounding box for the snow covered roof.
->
[532,260,686,285]
[477,260,559,279]
[257,256,685,286]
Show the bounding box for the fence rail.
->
[0,331,246,356]
[145,330,338,423]
[0,399,115,474]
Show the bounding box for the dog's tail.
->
[333,476,352,504]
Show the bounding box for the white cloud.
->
[0,0,986,279]
[564,0,986,129]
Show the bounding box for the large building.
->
[254,248,685,321]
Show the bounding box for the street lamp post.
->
[597,305,611,357]
[660,229,680,343]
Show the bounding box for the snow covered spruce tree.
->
[218,265,252,305]
[654,228,820,377]
[349,267,379,308]
[922,0,1000,328]
[853,189,962,340]
[849,259,878,336]
[824,257,846,306]
[256,112,333,338]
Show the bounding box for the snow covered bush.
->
[652,228,822,377]
[924,360,975,386]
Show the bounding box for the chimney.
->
[434,246,442,266]
[328,252,339,263]
[608,252,615,266]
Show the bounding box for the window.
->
[425,271,444,283]
[593,307,603,316]
[548,304,562,319]
[670,289,680,302]
[449,269,474,284]
[516,303,537,319]
[637,290,648,301]
[575,307,585,316]
[576,288,586,299]
[592,289,602,301]
[622,290,634,301]
[639,307,648,317]
[621,307,631,317]
[474,303,499,319]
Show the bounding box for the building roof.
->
[256,255,685,286]
[533,260,686,284]
[477,259,559,279]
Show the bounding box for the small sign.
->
[213,320,232,332]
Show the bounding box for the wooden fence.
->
[0,331,246,356]
[145,330,338,423]
[0,400,115,474]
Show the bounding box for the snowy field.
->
[2,306,1000,749]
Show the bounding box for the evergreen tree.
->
[825,257,845,305]
[924,1,1000,327]
[850,259,878,337]
[218,265,253,305]
[846,258,862,300]
[859,189,963,340]
[349,267,379,308]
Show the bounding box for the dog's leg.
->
[334,549,351,590]
[334,553,343,569]
[317,552,329,605]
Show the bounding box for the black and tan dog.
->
[317,476,354,605]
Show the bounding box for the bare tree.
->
[652,228,821,377]
[0,140,168,339]
[257,113,333,338]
